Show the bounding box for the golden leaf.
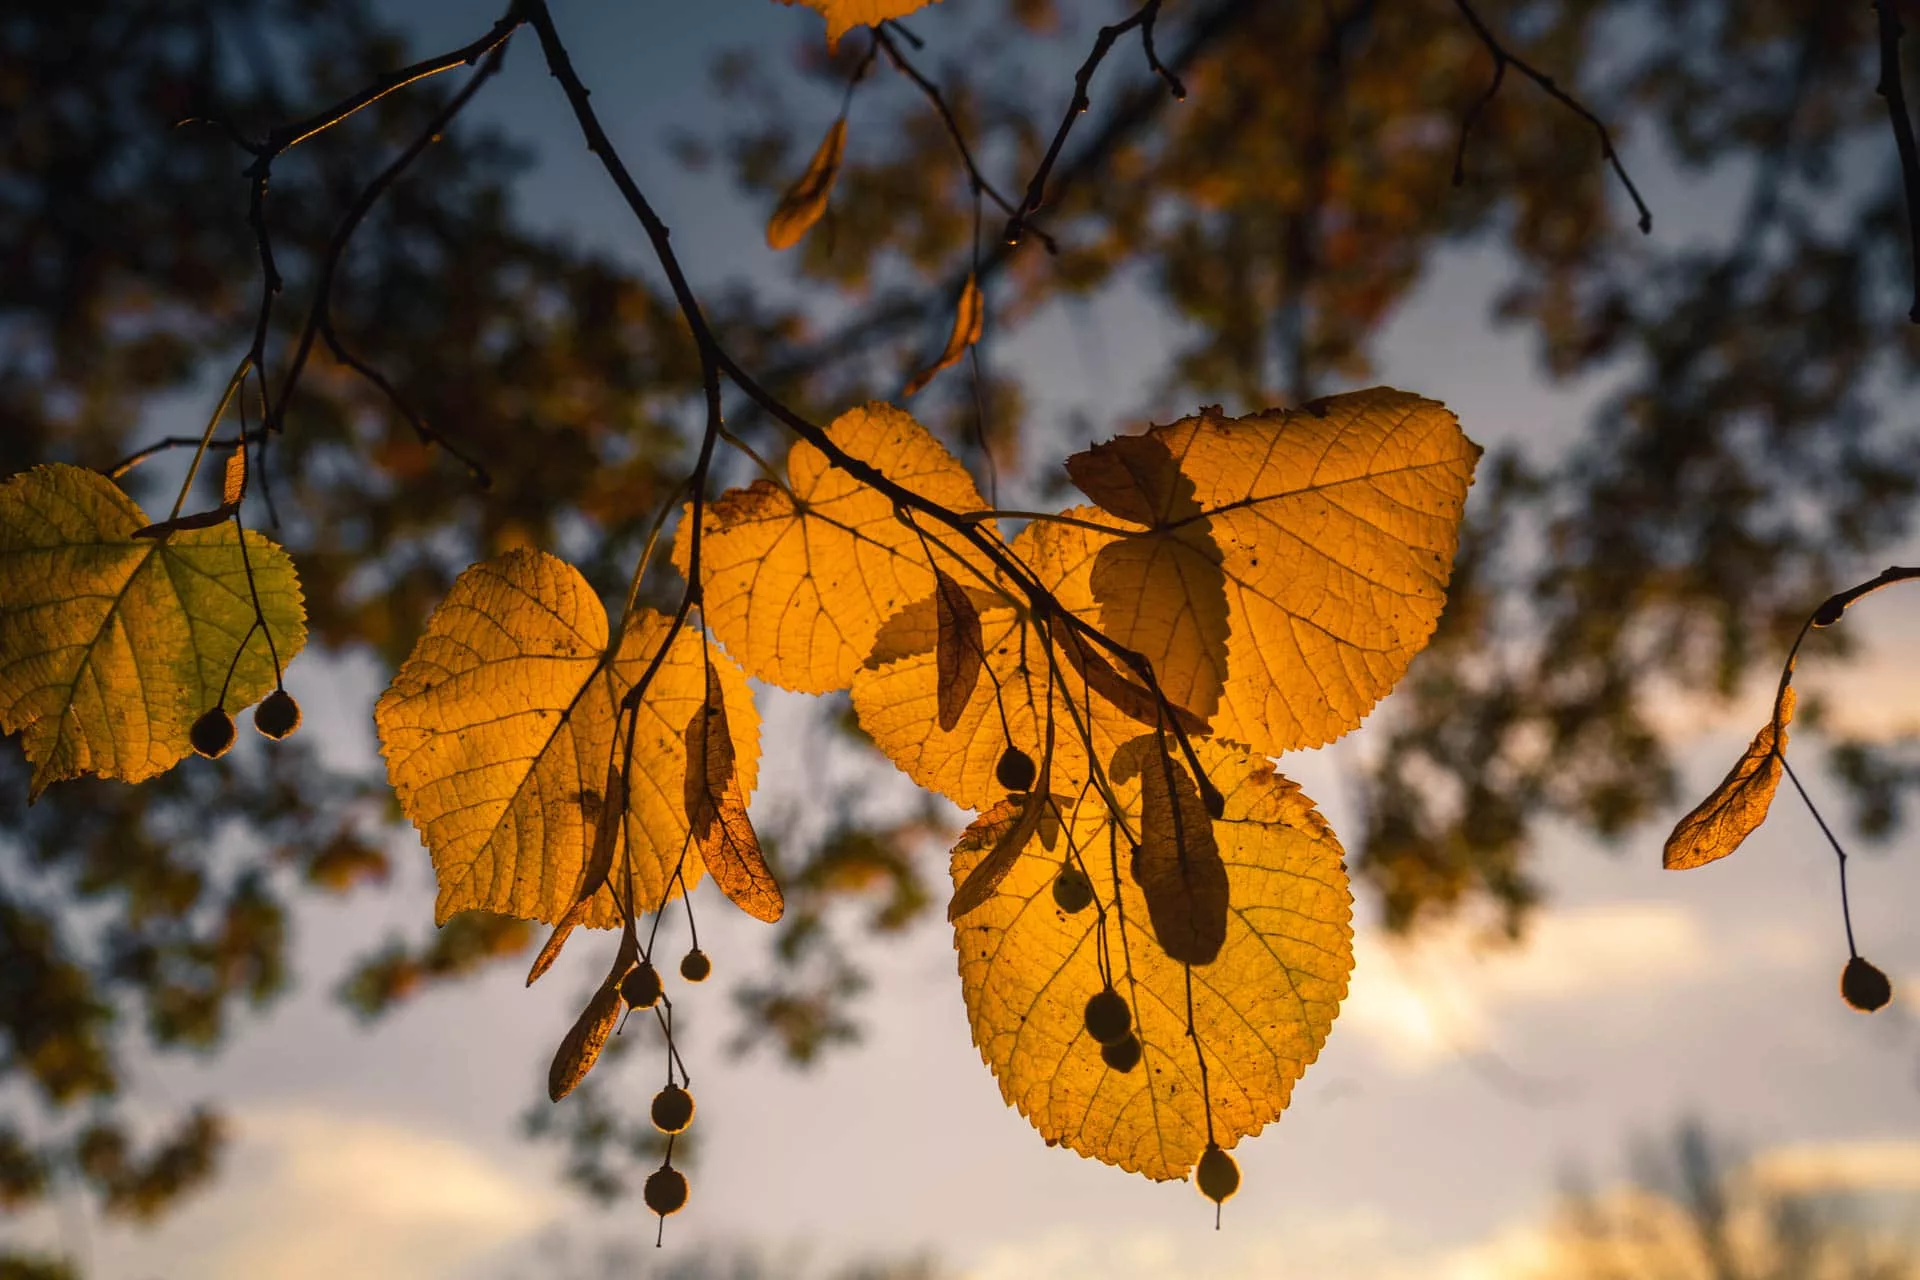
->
[934,567,983,733]
[376,549,760,926]
[903,271,984,397]
[685,657,782,921]
[677,402,995,694]
[0,464,306,795]
[1061,388,1480,755]
[952,742,1352,1179]
[1664,686,1796,870]
[776,0,941,50]
[767,117,847,251]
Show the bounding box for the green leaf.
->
[0,464,306,795]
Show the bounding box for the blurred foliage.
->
[1538,1121,1920,1279]
[4,0,1920,1262]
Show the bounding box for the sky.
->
[8,1,1920,1277]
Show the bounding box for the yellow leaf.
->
[767,117,847,251]
[952,743,1352,1179]
[685,657,783,921]
[903,271,984,397]
[934,567,983,732]
[777,0,940,50]
[677,402,995,694]
[1664,686,1796,870]
[1111,735,1227,965]
[1061,388,1480,755]
[376,549,760,927]
[0,464,306,795]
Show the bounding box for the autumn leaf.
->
[685,656,782,922]
[852,516,1213,812]
[0,464,306,795]
[903,272,984,397]
[933,567,983,732]
[678,402,996,695]
[1060,388,1479,755]
[376,548,760,927]
[951,742,1352,1179]
[776,0,940,50]
[1664,686,1796,871]
[549,930,636,1101]
[1111,735,1228,965]
[767,117,847,251]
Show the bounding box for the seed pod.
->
[1052,865,1094,913]
[254,688,302,740]
[1100,1032,1142,1073]
[622,961,663,1010]
[644,1165,688,1216]
[680,949,712,983]
[650,1084,695,1134]
[190,707,236,759]
[995,745,1037,793]
[1084,988,1132,1044]
[1841,955,1893,1012]
[1196,1143,1240,1204]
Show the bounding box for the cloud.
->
[1338,903,1711,1070]
[154,1105,565,1280]
[1749,1139,1920,1195]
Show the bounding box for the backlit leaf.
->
[934,567,983,733]
[1663,686,1796,871]
[685,656,782,921]
[376,549,759,926]
[1062,388,1479,755]
[0,464,306,795]
[952,742,1352,1179]
[903,272,984,397]
[776,0,940,50]
[678,402,996,694]
[1111,734,1227,965]
[767,117,847,251]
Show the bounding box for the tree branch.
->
[1449,0,1652,234]
[1875,0,1920,323]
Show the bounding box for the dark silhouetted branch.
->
[1449,0,1652,234]
[1874,0,1920,322]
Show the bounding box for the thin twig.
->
[1874,0,1920,322]
[1448,0,1652,234]
[106,433,263,480]
[271,39,508,487]
[244,12,522,171]
[874,25,1057,253]
[1005,0,1186,245]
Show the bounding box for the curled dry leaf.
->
[903,272,984,398]
[684,657,783,922]
[933,567,983,733]
[1111,735,1228,965]
[547,936,635,1102]
[221,448,247,507]
[1663,686,1797,870]
[767,117,847,251]
[948,784,1054,921]
[0,464,306,795]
